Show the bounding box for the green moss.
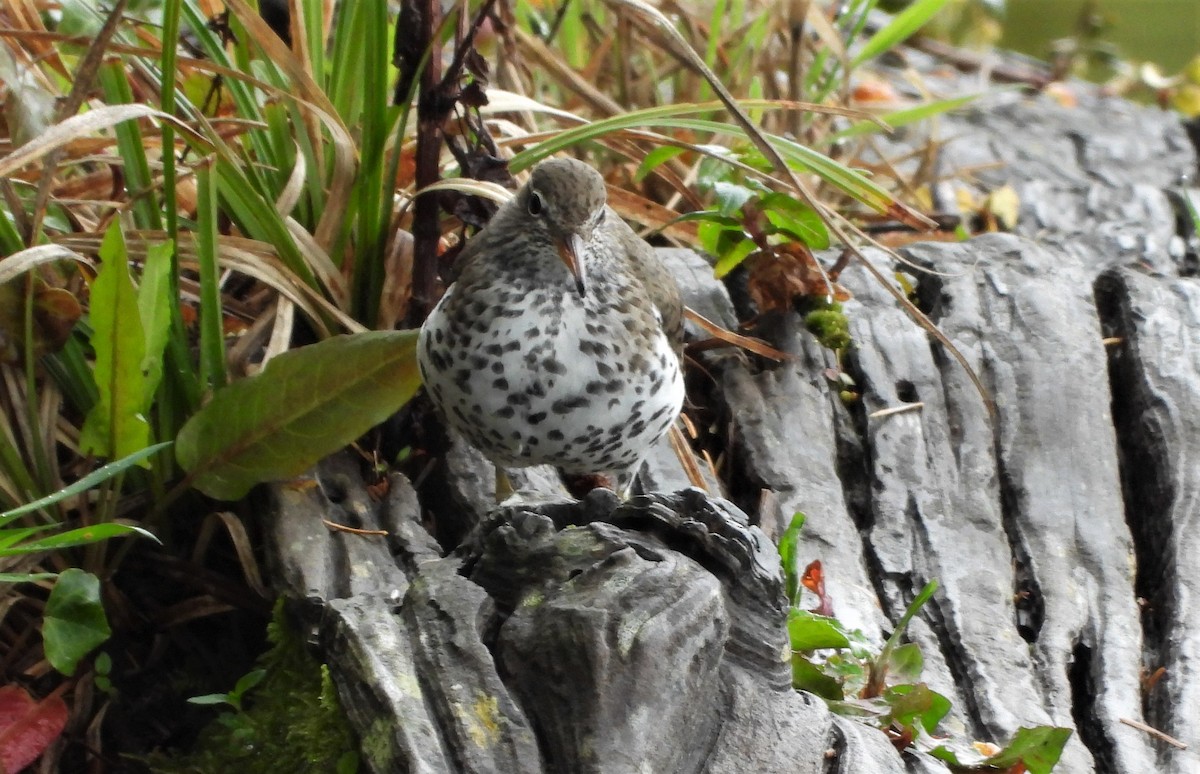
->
[148,600,359,773]
[802,301,852,351]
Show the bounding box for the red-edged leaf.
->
[0,685,68,772]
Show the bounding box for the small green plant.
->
[156,601,359,773]
[780,513,1072,772]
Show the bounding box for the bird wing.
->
[609,212,685,354]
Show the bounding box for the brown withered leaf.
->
[0,281,82,363]
[745,244,851,313]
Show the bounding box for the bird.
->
[417,157,685,499]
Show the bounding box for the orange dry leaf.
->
[802,560,835,617]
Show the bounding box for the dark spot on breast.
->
[528,411,547,425]
[579,340,610,357]
[543,358,567,375]
[496,406,515,419]
[493,377,509,390]
[585,380,605,395]
[528,382,546,398]
[552,396,590,414]
[548,429,564,441]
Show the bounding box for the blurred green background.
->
[1003,0,1200,73]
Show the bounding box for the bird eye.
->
[528,191,544,216]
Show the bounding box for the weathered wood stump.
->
[263,62,1200,774]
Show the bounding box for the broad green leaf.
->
[696,219,745,258]
[886,642,924,683]
[983,726,1073,774]
[80,222,151,461]
[760,193,830,249]
[778,511,805,607]
[176,330,421,500]
[787,609,851,651]
[711,181,754,216]
[0,442,172,524]
[713,237,758,278]
[137,240,175,408]
[792,655,843,700]
[43,569,111,676]
[883,682,951,734]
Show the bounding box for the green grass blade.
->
[851,0,949,68]
[826,94,978,143]
[0,442,172,524]
[196,162,226,391]
[97,61,162,231]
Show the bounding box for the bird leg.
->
[494,468,516,502]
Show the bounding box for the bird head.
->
[519,158,608,298]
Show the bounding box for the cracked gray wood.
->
[263,66,1200,774]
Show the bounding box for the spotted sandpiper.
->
[417,157,684,497]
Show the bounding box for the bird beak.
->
[556,234,587,298]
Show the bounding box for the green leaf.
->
[176,330,421,500]
[43,568,111,676]
[983,726,1074,774]
[187,693,235,707]
[711,181,754,216]
[0,572,57,583]
[827,94,979,143]
[634,146,687,183]
[713,236,758,278]
[778,511,805,607]
[760,193,830,249]
[886,642,924,683]
[137,240,175,408]
[3,523,157,555]
[792,655,843,700]
[0,442,172,524]
[80,221,151,461]
[696,219,745,257]
[787,609,852,651]
[232,668,268,702]
[882,682,951,734]
[868,579,939,695]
